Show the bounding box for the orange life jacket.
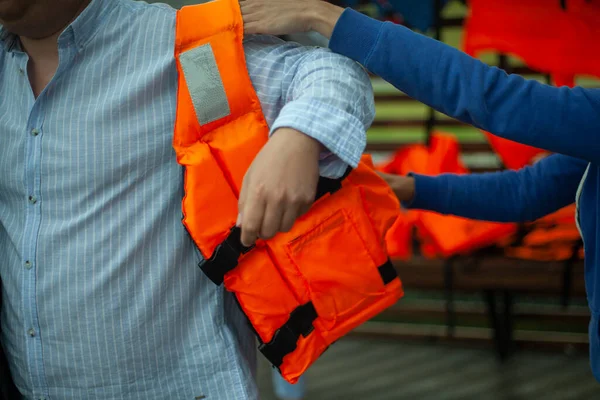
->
[172,0,403,384]
[503,204,584,261]
[380,132,517,258]
[463,0,600,86]
[381,133,469,259]
[484,132,548,171]
[381,134,582,262]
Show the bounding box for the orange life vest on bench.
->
[380,133,517,258]
[173,0,403,383]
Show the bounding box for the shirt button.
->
[31,128,40,136]
[18,68,24,76]
[25,261,32,270]
[27,328,35,337]
[28,195,37,204]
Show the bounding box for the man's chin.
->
[0,23,47,39]
[0,1,28,24]
[1,0,89,39]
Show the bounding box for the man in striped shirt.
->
[0,0,375,398]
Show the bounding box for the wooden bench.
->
[352,0,589,360]
[366,127,587,359]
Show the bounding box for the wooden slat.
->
[366,142,492,153]
[371,119,467,128]
[393,256,586,295]
[350,321,590,351]
[440,17,464,27]
[511,66,545,76]
[469,166,503,173]
[379,299,589,327]
[374,94,414,102]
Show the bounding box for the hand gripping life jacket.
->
[172,0,404,383]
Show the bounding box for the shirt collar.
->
[68,0,116,52]
[0,25,18,53]
[0,0,116,54]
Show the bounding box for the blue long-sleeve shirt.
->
[329,8,600,380]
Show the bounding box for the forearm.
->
[400,154,587,223]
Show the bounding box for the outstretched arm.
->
[381,154,588,223]
[241,0,600,163]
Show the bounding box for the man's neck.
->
[19,31,61,97]
[17,0,91,97]
[18,0,91,63]
[20,31,61,64]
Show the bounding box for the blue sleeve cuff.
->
[329,8,385,67]
[402,173,450,212]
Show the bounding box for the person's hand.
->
[377,172,416,204]
[238,128,321,247]
[240,0,344,39]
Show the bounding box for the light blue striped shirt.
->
[0,0,374,399]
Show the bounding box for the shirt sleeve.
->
[243,34,375,178]
[404,154,588,223]
[329,9,600,164]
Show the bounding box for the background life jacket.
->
[464,0,600,173]
[503,204,584,261]
[172,0,403,383]
[463,0,600,87]
[484,132,548,171]
[380,132,517,259]
[380,133,583,263]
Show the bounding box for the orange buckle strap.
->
[258,302,318,368]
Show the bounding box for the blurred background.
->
[155,0,600,398]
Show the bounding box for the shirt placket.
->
[16,51,50,400]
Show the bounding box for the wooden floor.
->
[257,338,600,400]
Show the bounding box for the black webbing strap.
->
[258,259,398,368]
[378,259,398,285]
[259,302,318,368]
[314,166,351,201]
[199,167,353,286]
[198,226,253,285]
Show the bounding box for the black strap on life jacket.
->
[259,259,398,368]
[197,226,253,285]
[198,167,352,285]
[258,302,318,368]
[378,259,398,285]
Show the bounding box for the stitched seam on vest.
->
[179,43,231,125]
